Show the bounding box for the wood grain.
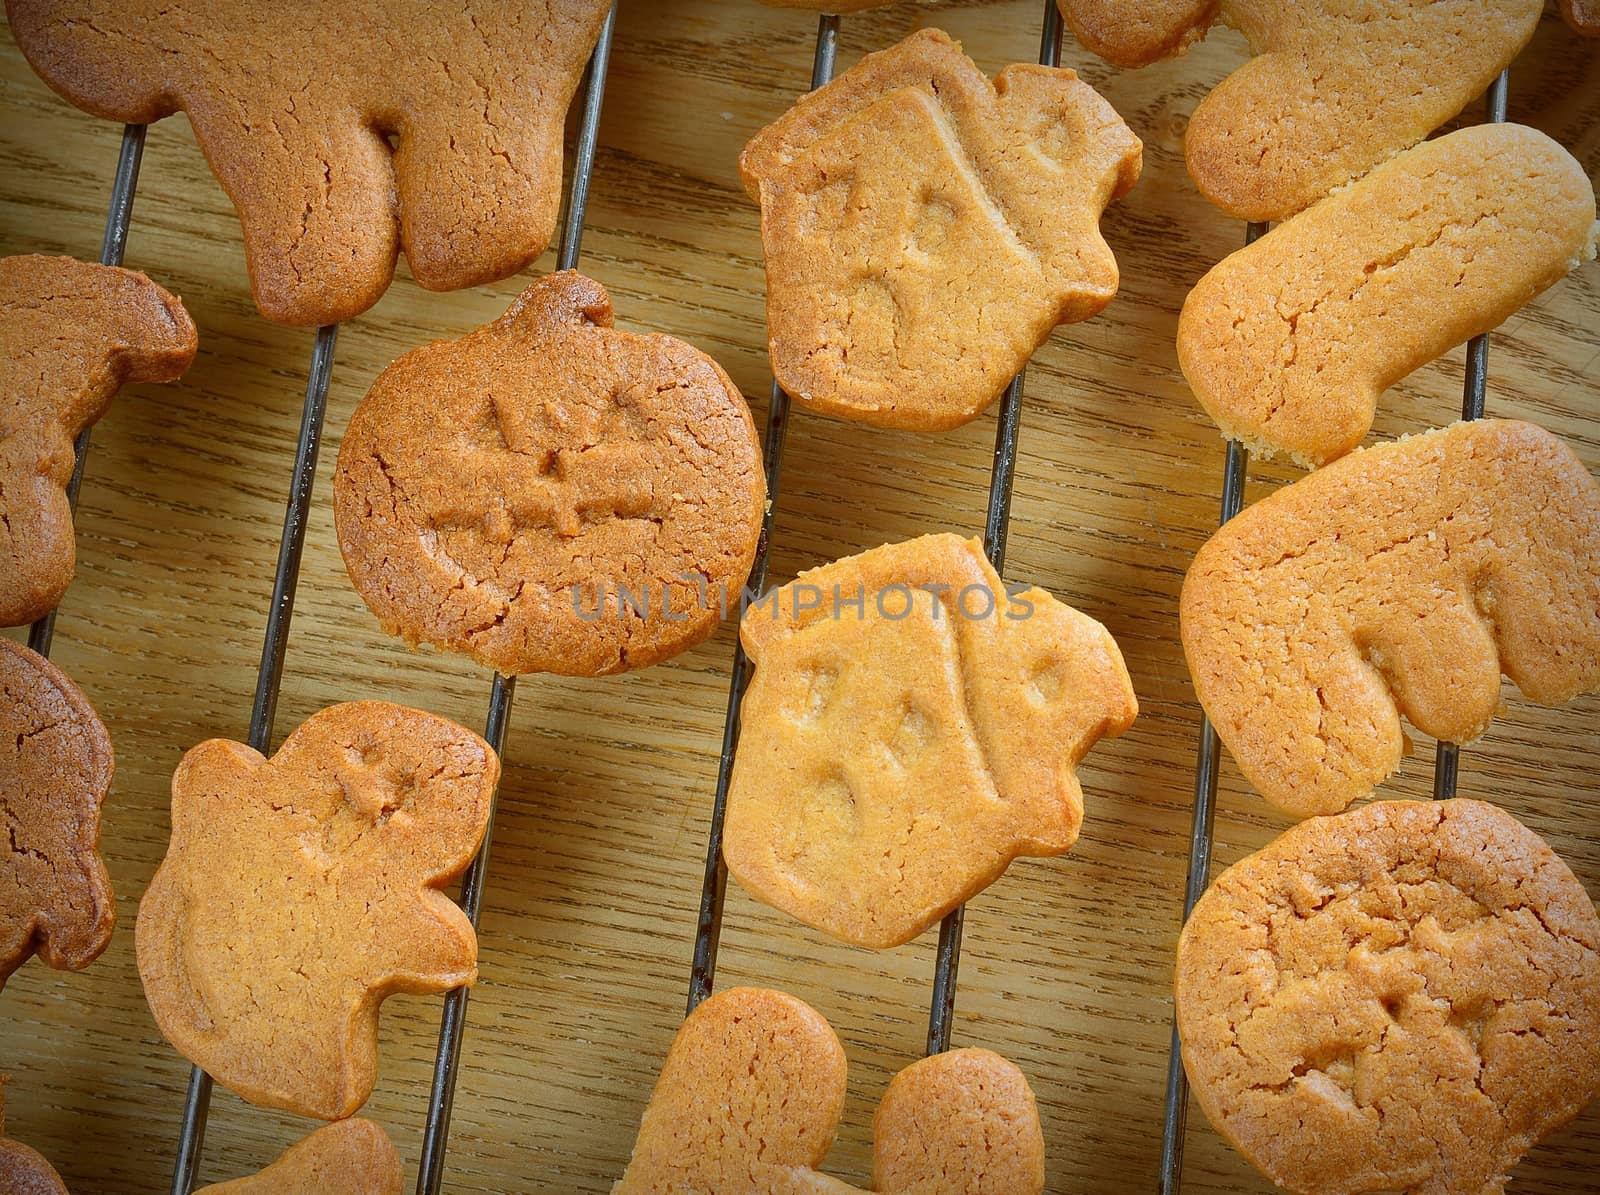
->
[2,2,1597,1192]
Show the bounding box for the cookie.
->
[724,533,1137,947]
[0,638,115,992]
[135,701,497,1120]
[196,1119,403,1195]
[1,254,196,626]
[614,986,1045,1194]
[1061,1,1541,221]
[739,28,1141,430]
[1561,0,1600,34]
[334,270,765,677]
[760,1,898,10]
[1176,799,1600,1195]
[0,1080,69,1195]
[7,2,612,326]
[1178,124,1598,467]
[1180,420,1600,819]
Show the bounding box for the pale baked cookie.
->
[1180,420,1600,819]
[725,533,1136,947]
[0,1080,69,1195]
[740,28,1141,430]
[196,1119,403,1195]
[1178,124,1598,467]
[1,254,196,626]
[335,271,765,677]
[1060,1,1541,221]
[1561,0,1600,34]
[7,1,612,326]
[136,701,497,1120]
[1177,799,1600,1195]
[614,986,1045,1194]
[0,638,115,992]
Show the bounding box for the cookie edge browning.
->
[194,1117,404,1195]
[1174,799,1600,1195]
[1057,0,1221,69]
[1561,0,1600,34]
[334,270,765,677]
[1176,124,1599,468]
[134,700,498,1120]
[0,638,116,989]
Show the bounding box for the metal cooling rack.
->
[1156,68,1512,1195]
[687,0,1068,1066]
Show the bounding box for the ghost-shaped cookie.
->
[725,533,1137,948]
[196,1119,402,1195]
[136,701,498,1120]
[7,1,613,325]
[614,986,1046,1194]
[1181,420,1600,819]
[0,638,115,992]
[1058,0,1542,220]
[334,270,765,677]
[1,254,196,627]
[740,28,1142,430]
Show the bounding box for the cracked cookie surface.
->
[1180,420,1600,819]
[135,701,497,1120]
[1178,124,1597,468]
[614,986,1045,1194]
[197,1118,402,1194]
[0,637,114,992]
[1,254,196,626]
[740,28,1141,430]
[1176,799,1600,1195]
[334,271,765,677]
[7,1,611,326]
[725,533,1136,947]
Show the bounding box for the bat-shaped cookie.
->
[196,1119,402,1195]
[1,254,195,627]
[8,1,612,325]
[614,986,1046,1194]
[1058,0,1542,221]
[1181,420,1600,818]
[741,28,1141,430]
[136,701,497,1119]
[726,533,1137,947]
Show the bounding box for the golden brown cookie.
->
[1177,799,1600,1195]
[0,638,114,992]
[1561,0,1600,34]
[1180,420,1600,819]
[334,271,765,677]
[614,986,1045,1194]
[135,701,497,1120]
[739,28,1141,430]
[725,533,1136,947]
[196,1119,403,1195]
[0,1079,69,1195]
[7,2,612,326]
[1,254,196,627]
[1060,1,1541,221]
[1178,124,1598,467]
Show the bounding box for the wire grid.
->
[1156,69,1512,1195]
[161,9,619,1193]
[687,0,1068,1066]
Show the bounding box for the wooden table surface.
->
[2,2,1597,1192]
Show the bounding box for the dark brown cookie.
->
[0,1079,70,1195]
[7,2,612,326]
[1,254,196,627]
[334,270,765,677]
[0,637,115,992]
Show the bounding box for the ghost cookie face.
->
[0,638,115,991]
[725,534,1137,948]
[1,255,196,626]
[614,986,1046,1194]
[1177,800,1600,1195]
[196,1119,403,1195]
[740,28,1141,430]
[335,271,765,677]
[135,701,497,1120]
[8,1,612,325]
[1180,421,1600,819]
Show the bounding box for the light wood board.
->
[2,1,1597,1191]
